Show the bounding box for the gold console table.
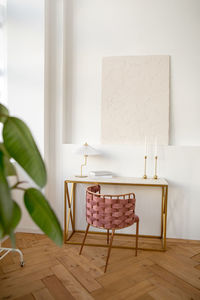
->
[64,176,168,252]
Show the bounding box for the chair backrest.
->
[86,185,136,230]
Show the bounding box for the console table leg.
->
[65,182,75,242]
[73,183,76,231]
[161,187,164,239]
[163,186,168,250]
[64,181,67,243]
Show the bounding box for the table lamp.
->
[75,142,98,177]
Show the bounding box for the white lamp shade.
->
[75,143,99,156]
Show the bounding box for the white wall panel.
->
[101,56,169,145]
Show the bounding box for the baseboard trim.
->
[8,228,200,242]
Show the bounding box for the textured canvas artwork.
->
[101,56,169,145]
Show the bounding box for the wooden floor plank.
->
[191,253,200,263]
[195,264,200,271]
[150,252,200,289]
[0,267,53,292]
[62,247,104,277]
[15,294,35,300]
[42,274,75,300]
[0,279,45,300]
[77,246,107,268]
[136,294,155,300]
[0,258,59,280]
[92,263,155,299]
[57,255,102,292]
[149,285,184,300]
[0,233,200,300]
[167,247,200,267]
[33,287,55,300]
[148,264,200,300]
[51,264,94,300]
[96,259,154,286]
[113,279,155,300]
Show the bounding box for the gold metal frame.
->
[75,155,88,178]
[143,155,148,179]
[64,179,168,252]
[154,156,158,180]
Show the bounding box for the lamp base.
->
[75,175,88,178]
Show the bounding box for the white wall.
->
[63,0,200,146]
[60,0,200,240]
[6,0,200,240]
[62,145,200,240]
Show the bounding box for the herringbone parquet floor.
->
[0,233,200,300]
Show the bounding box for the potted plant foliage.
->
[0,103,62,246]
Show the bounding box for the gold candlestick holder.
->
[143,155,147,179]
[154,156,158,179]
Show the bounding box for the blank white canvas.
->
[101,56,169,145]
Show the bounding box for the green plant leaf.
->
[0,221,5,239]
[3,117,47,188]
[10,201,21,230]
[0,150,13,231]
[0,142,10,158]
[0,143,16,176]
[4,156,17,176]
[24,188,62,246]
[9,231,16,249]
[0,103,9,123]
[0,202,21,240]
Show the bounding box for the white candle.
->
[154,136,158,156]
[145,136,147,156]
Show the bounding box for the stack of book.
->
[89,171,113,178]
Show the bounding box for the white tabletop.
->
[65,176,168,186]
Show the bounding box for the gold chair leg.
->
[104,229,115,273]
[107,229,109,244]
[135,220,139,256]
[79,224,90,255]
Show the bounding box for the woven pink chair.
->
[79,185,139,272]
